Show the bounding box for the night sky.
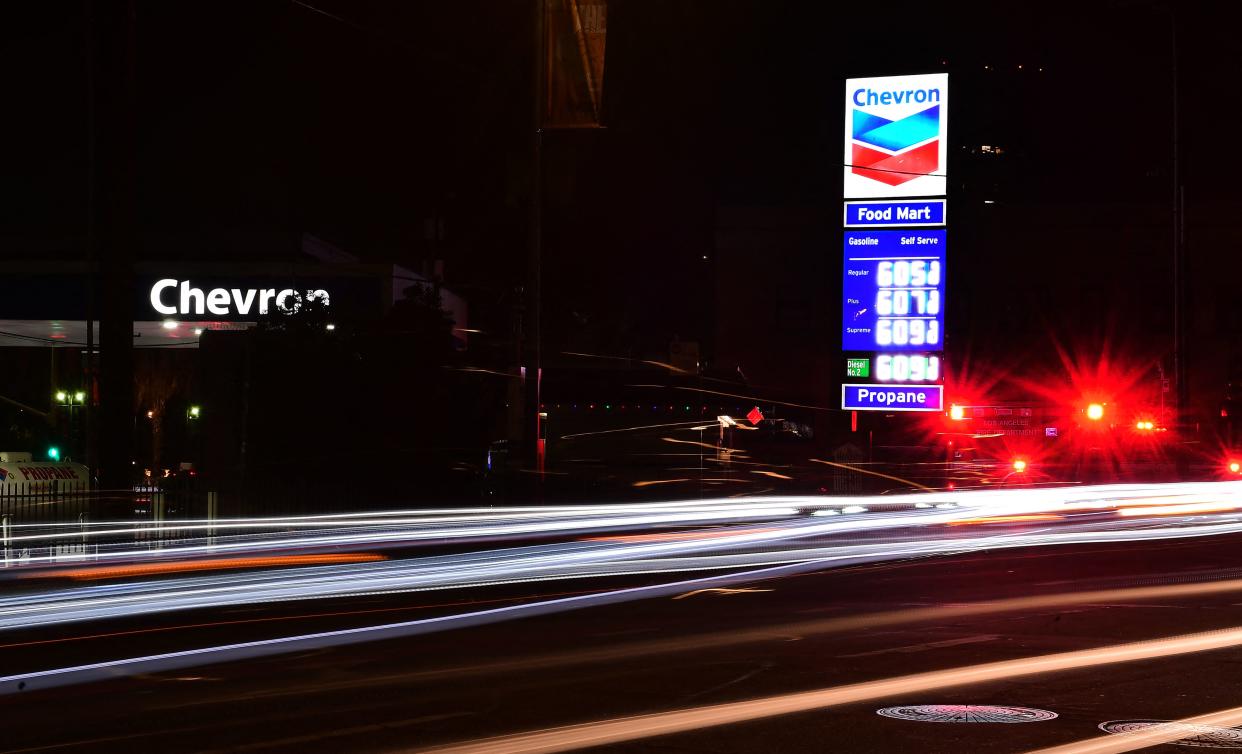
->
[3,1,1241,403]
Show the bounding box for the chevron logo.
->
[851,105,940,186]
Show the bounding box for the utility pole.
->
[84,0,97,482]
[90,0,136,493]
[526,0,545,485]
[1171,10,1187,430]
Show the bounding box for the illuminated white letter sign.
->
[147,280,331,318]
[150,278,178,315]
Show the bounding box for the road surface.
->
[5,484,1242,752]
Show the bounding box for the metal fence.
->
[0,481,92,525]
[0,475,372,529]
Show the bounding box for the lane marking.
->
[838,634,999,658]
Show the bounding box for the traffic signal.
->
[1086,403,1105,421]
[47,446,60,461]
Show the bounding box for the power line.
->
[843,163,948,179]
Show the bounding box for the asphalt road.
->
[7,528,1242,753]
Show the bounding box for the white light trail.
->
[0,480,1241,676]
[2,493,1242,632]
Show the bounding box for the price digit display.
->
[875,355,940,382]
[842,230,946,353]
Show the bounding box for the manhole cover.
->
[1100,720,1242,748]
[876,705,1058,723]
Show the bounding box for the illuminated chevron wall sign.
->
[844,73,948,199]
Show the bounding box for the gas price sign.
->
[842,229,945,352]
[839,73,948,414]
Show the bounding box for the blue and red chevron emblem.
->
[851,105,940,186]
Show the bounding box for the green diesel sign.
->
[846,358,870,378]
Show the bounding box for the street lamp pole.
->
[53,390,88,461]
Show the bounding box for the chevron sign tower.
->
[840,73,948,413]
